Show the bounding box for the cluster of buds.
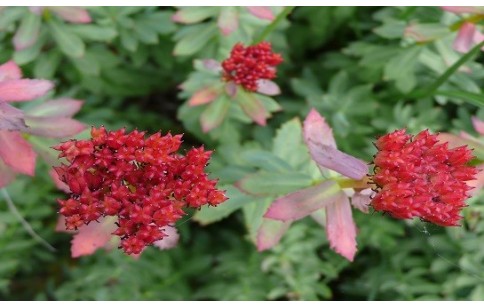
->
[371,129,477,226]
[222,41,283,91]
[54,127,227,254]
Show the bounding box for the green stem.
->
[411,40,484,99]
[252,6,295,44]
[1,188,56,252]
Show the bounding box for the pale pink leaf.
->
[468,165,484,196]
[218,7,239,36]
[49,168,70,193]
[303,108,336,149]
[188,87,220,106]
[202,59,222,72]
[453,22,476,53]
[264,180,341,221]
[23,116,85,138]
[225,81,237,97]
[256,79,281,96]
[26,98,83,117]
[308,143,369,180]
[236,90,267,126]
[351,188,374,213]
[0,160,16,188]
[471,116,484,136]
[0,61,22,81]
[246,7,275,21]
[0,79,53,102]
[153,225,179,250]
[438,132,484,150]
[326,192,357,261]
[0,103,27,131]
[256,218,291,251]
[0,130,36,176]
[49,7,91,24]
[71,217,117,258]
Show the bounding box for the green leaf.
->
[33,50,62,79]
[120,29,138,52]
[13,31,46,65]
[235,89,268,126]
[436,90,484,108]
[237,171,313,196]
[193,186,252,225]
[272,118,308,169]
[384,46,422,93]
[48,21,85,58]
[137,12,176,34]
[373,19,406,39]
[200,95,230,132]
[0,7,25,30]
[13,12,41,50]
[173,24,217,56]
[241,150,294,172]
[70,25,117,41]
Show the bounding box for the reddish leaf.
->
[303,108,337,148]
[0,103,27,131]
[0,61,22,81]
[71,217,117,258]
[326,192,357,261]
[453,22,476,53]
[0,79,53,102]
[236,90,268,126]
[153,225,179,250]
[256,79,281,96]
[246,7,274,21]
[471,116,484,136]
[264,180,341,221]
[49,7,91,24]
[0,130,36,176]
[188,86,220,106]
[256,219,291,251]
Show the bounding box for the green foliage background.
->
[0,6,483,300]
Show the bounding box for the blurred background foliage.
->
[0,6,483,300]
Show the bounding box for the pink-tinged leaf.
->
[351,188,373,213]
[49,168,70,193]
[0,103,27,131]
[441,6,484,14]
[247,7,275,21]
[225,81,238,97]
[153,225,179,250]
[24,116,85,138]
[468,165,484,196]
[200,95,230,133]
[188,87,220,106]
[0,61,22,81]
[55,216,75,233]
[218,7,239,36]
[29,7,44,15]
[256,79,281,96]
[27,98,83,117]
[304,108,336,148]
[71,217,117,258]
[264,180,341,221]
[0,79,53,102]
[308,143,369,180]
[453,22,476,53]
[326,192,357,261]
[202,59,222,72]
[0,160,16,188]
[171,8,217,24]
[13,13,41,51]
[438,132,484,150]
[236,90,268,126]
[0,131,36,176]
[256,218,291,251]
[471,116,484,136]
[49,7,91,24]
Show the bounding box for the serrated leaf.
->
[48,21,85,58]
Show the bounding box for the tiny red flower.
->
[221,41,283,92]
[371,129,477,226]
[54,127,227,255]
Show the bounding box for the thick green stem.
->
[252,6,295,44]
[1,188,56,252]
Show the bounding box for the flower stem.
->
[410,40,484,99]
[1,188,56,252]
[252,6,295,44]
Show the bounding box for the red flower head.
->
[371,129,477,226]
[221,41,283,92]
[54,127,227,255]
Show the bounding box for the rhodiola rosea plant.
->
[0,6,483,301]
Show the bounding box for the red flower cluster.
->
[54,127,227,254]
[371,129,477,226]
[222,41,283,92]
